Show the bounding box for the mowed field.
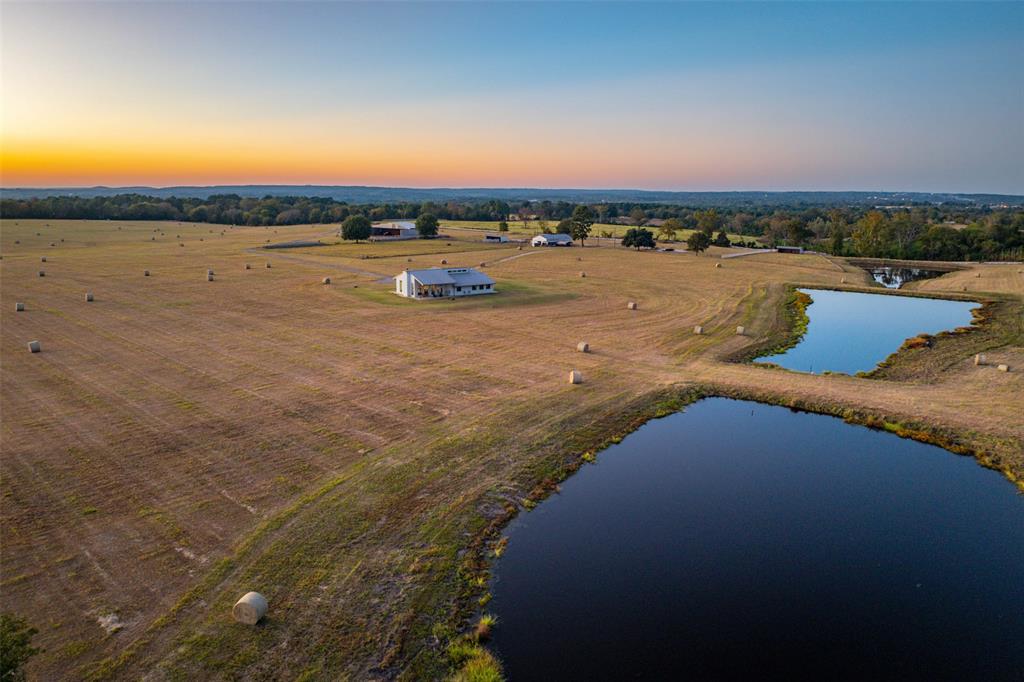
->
[1,219,1022,680]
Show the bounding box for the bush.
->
[1,613,39,681]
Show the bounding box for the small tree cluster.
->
[622,228,656,250]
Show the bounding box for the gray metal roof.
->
[408,269,456,285]
[404,267,495,287]
[450,269,495,286]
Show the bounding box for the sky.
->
[1,1,1021,193]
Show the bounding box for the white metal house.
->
[394,267,496,299]
[483,234,509,243]
[531,233,573,247]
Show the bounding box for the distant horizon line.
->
[3,184,1022,197]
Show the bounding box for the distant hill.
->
[2,185,1021,207]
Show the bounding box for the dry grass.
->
[1,219,1021,680]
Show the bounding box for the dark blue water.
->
[757,289,979,374]
[490,399,1024,681]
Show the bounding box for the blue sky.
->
[2,1,1021,192]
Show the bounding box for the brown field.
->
[1,219,1022,680]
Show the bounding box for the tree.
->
[695,209,722,235]
[658,218,682,242]
[340,215,371,242]
[556,219,572,234]
[830,225,845,256]
[629,207,647,228]
[416,213,439,238]
[1,614,39,682]
[851,211,889,257]
[498,220,509,232]
[687,230,711,254]
[570,205,595,246]
[622,227,656,250]
[713,230,730,247]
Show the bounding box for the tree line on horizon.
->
[2,193,1021,261]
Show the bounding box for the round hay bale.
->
[40,256,46,263]
[232,592,268,625]
[997,364,1009,372]
[568,369,583,385]
[517,245,522,250]
[974,353,985,366]
[179,243,184,247]
[441,259,448,265]
[38,270,45,277]
[576,341,589,353]
[627,301,638,310]
[49,242,55,247]
[27,340,40,353]
[407,258,413,263]
[480,262,486,267]
[715,262,722,268]
[265,262,272,268]
[85,292,94,302]
[14,240,19,244]
[694,325,703,335]
[245,264,251,270]
[322,277,331,285]
[15,302,25,312]
[736,325,746,335]
[144,270,150,276]
[579,271,586,278]
[840,277,846,284]
[975,272,981,278]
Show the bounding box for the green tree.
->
[630,207,647,228]
[687,230,711,254]
[416,213,439,238]
[658,218,682,242]
[498,220,509,232]
[851,211,889,257]
[340,215,371,242]
[622,227,656,250]
[713,230,730,247]
[830,225,845,256]
[1,614,39,682]
[695,209,722,235]
[570,205,595,246]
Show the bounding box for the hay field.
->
[1,219,1021,679]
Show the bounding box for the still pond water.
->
[756,288,979,374]
[490,399,1024,680]
[867,266,948,289]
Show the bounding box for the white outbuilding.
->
[394,267,496,299]
[531,233,573,247]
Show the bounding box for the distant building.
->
[776,246,804,254]
[483,234,508,243]
[394,267,496,299]
[531,233,573,247]
[370,221,418,240]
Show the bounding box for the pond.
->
[867,266,948,289]
[756,288,979,374]
[489,398,1024,681]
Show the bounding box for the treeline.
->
[3,193,1021,261]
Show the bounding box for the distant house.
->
[370,221,418,240]
[394,267,496,299]
[483,234,508,243]
[531,233,573,247]
[776,246,804,254]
